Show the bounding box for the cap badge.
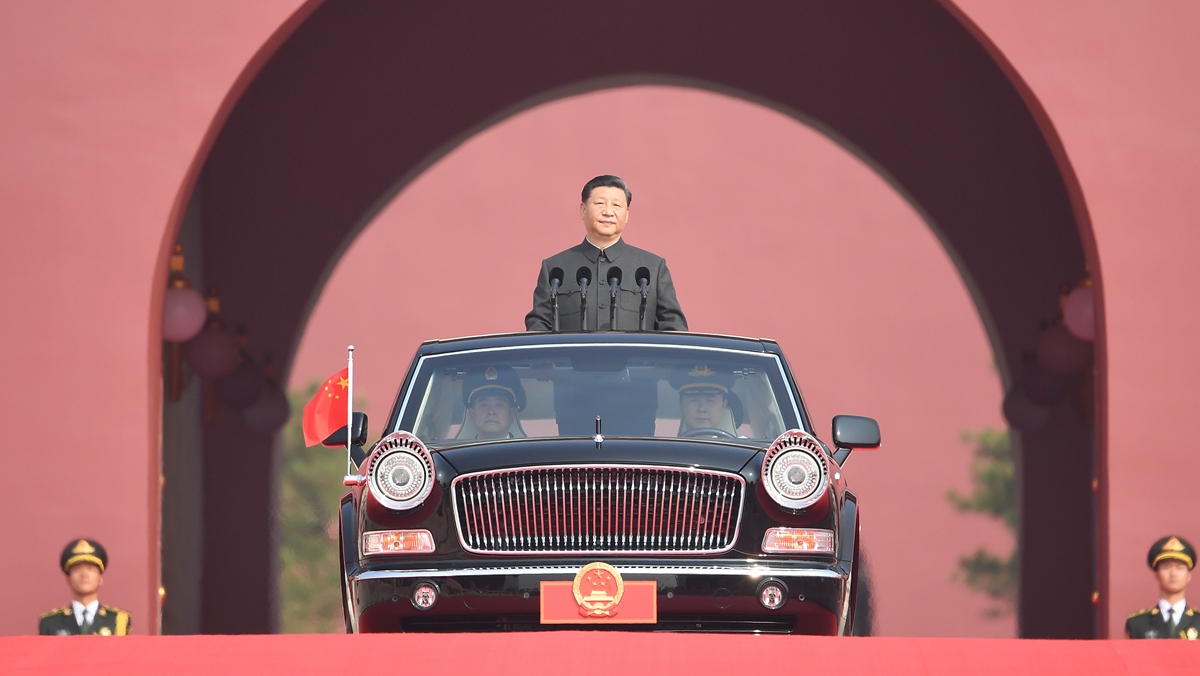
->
[72,540,95,555]
[485,366,498,381]
[688,365,716,377]
[573,562,624,618]
[1165,537,1186,551]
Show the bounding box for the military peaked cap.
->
[669,364,735,395]
[462,365,526,411]
[1148,535,1196,570]
[61,538,108,573]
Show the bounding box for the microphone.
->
[549,267,564,296]
[635,267,650,298]
[576,267,591,331]
[635,267,651,331]
[549,267,564,333]
[608,267,622,298]
[607,267,622,330]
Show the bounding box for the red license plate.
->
[539,579,658,624]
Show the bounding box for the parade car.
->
[332,331,880,634]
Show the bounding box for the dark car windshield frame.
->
[390,343,809,442]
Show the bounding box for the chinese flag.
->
[302,368,350,447]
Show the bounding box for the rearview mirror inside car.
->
[322,412,368,448]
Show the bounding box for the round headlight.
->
[369,432,435,511]
[762,430,829,510]
[770,450,821,501]
[376,452,426,502]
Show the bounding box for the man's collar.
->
[581,237,626,262]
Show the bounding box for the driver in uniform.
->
[463,365,527,440]
[670,365,741,437]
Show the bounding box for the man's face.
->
[680,391,728,431]
[1156,559,1192,596]
[468,393,516,439]
[580,186,629,245]
[67,562,103,598]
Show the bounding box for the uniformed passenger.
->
[39,539,131,636]
[525,175,688,332]
[462,365,527,440]
[670,365,742,437]
[1126,535,1199,639]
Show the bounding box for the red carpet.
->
[2,633,1198,674]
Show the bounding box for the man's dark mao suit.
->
[1126,606,1200,639]
[525,238,687,332]
[38,605,132,635]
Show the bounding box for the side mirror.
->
[322,412,369,448]
[831,415,880,466]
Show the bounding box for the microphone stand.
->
[550,279,560,333]
[609,276,619,330]
[638,280,649,331]
[580,278,589,331]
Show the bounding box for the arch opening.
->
[160,0,1100,637]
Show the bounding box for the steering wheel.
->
[680,427,737,440]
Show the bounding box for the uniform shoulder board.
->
[108,607,131,635]
[39,606,70,619]
[1127,607,1155,619]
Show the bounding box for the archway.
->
[166,0,1100,637]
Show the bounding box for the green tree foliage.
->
[277,382,364,633]
[946,428,1017,618]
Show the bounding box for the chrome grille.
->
[452,465,744,554]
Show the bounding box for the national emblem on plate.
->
[573,562,624,618]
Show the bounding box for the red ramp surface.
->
[3,634,1199,674]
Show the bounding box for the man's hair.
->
[581,175,632,206]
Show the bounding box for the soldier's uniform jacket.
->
[38,604,131,636]
[525,238,687,332]
[1126,606,1199,639]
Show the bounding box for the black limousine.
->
[332,331,880,634]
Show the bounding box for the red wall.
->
[2,0,1199,640]
[0,0,307,636]
[955,0,1200,639]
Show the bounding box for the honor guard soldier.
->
[39,539,131,636]
[1125,535,1199,639]
[525,175,687,332]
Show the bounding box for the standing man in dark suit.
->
[525,175,687,332]
[1126,535,1199,639]
[38,539,132,636]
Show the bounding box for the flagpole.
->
[346,345,354,476]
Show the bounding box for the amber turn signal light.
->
[761,527,834,553]
[362,529,435,555]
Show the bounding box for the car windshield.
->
[397,344,799,446]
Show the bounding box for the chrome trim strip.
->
[351,564,845,583]
[450,464,746,556]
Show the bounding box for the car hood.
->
[434,437,763,476]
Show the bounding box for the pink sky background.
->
[289,86,1013,637]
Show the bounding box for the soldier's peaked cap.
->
[61,538,108,574]
[462,365,526,411]
[669,364,734,395]
[1148,535,1196,570]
